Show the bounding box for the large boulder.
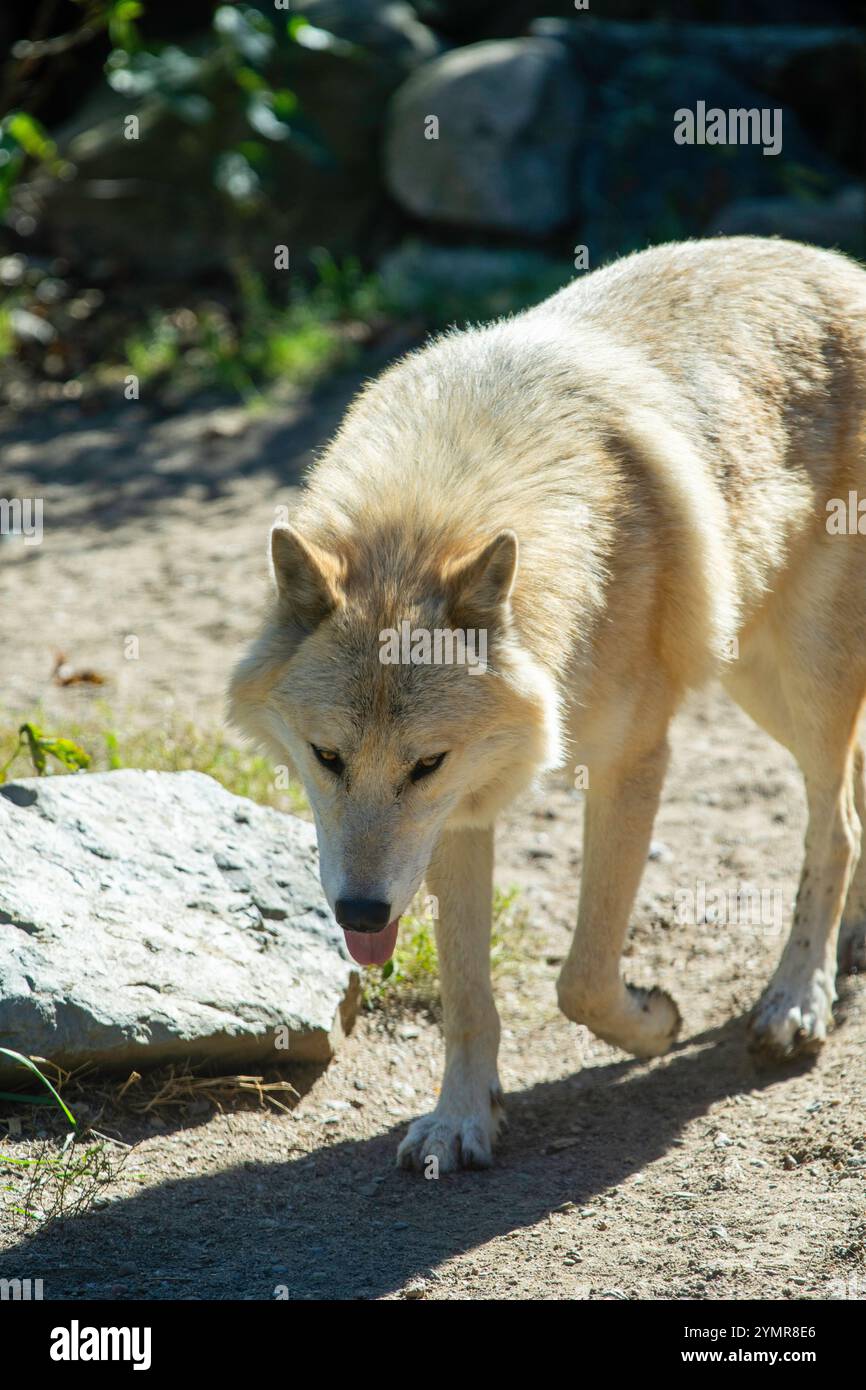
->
[0,770,360,1079]
[384,38,584,235]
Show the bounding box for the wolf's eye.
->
[312,745,344,776]
[410,752,447,783]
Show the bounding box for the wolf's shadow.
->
[0,1013,823,1301]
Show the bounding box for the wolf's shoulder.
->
[531,235,864,327]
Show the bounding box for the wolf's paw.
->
[838,920,866,975]
[560,980,681,1059]
[397,1093,503,1174]
[748,970,835,1061]
[598,985,682,1058]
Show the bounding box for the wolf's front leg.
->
[557,737,681,1057]
[397,825,502,1173]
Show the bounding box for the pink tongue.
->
[343,919,400,967]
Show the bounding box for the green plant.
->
[0,1049,77,1126]
[104,3,331,210]
[363,885,529,1011]
[0,712,309,815]
[1,1,338,222]
[0,722,90,783]
[0,1,146,211]
[1,1135,126,1227]
[123,254,389,400]
[0,110,66,214]
[0,1050,121,1229]
[125,317,181,380]
[0,305,15,360]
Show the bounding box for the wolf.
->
[230,237,866,1172]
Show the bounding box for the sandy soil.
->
[1,383,864,1301]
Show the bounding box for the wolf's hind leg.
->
[838,742,866,973]
[397,826,502,1174]
[557,735,681,1058]
[750,728,862,1060]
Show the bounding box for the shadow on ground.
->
[0,338,416,531]
[0,1017,811,1301]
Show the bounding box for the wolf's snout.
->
[335,898,391,933]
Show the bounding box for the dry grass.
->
[110,1064,302,1118]
[1,1056,309,1230]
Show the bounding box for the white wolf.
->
[231,238,866,1172]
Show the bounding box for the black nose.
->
[335,898,391,933]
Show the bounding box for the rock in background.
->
[385,37,584,235]
[0,770,360,1080]
[9,8,863,282]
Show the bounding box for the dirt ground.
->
[1,379,864,1301]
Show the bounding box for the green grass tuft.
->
[123,253,389,402]
[0,712,309,816]
[363,886,529,1013]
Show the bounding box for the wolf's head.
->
[229,522,561,965]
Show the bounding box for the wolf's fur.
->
[230,238,866,1172]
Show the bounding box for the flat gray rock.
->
[0,770,361,1080]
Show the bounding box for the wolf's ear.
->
[270,526,341,630]
[446,529,518,621]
